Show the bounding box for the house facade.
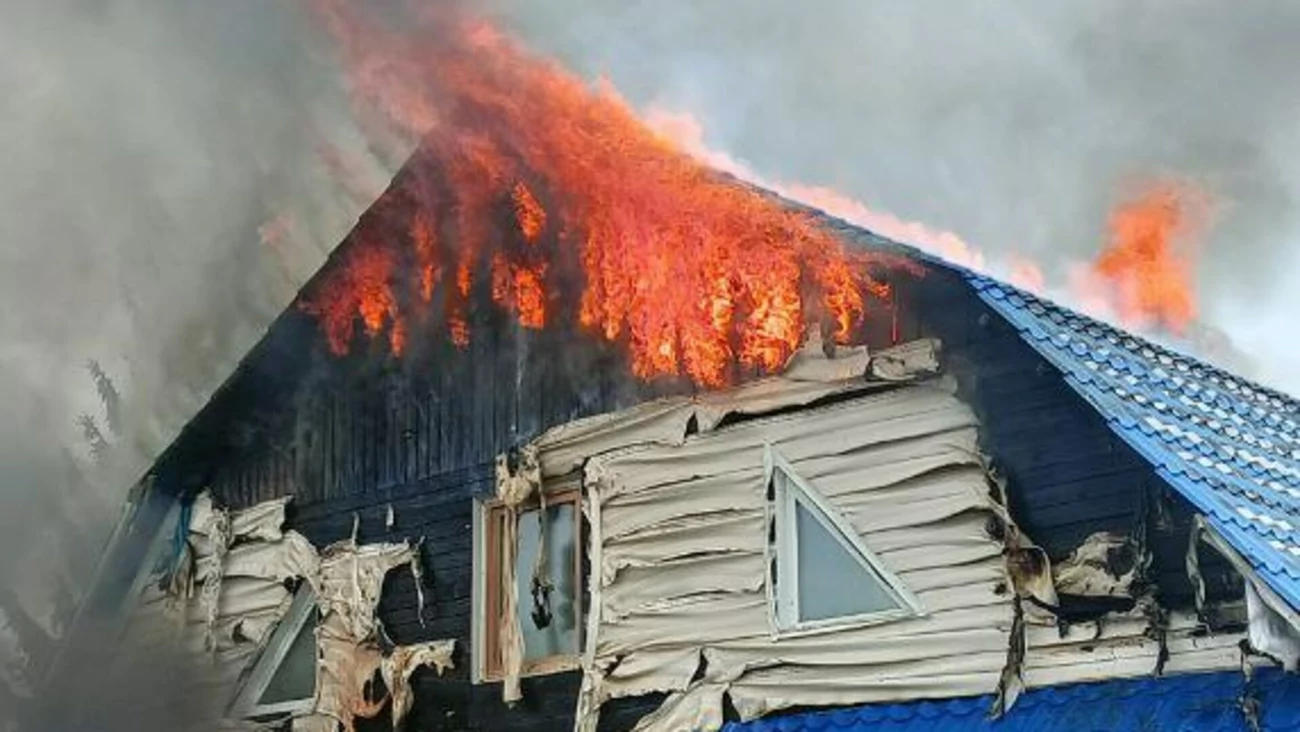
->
[29,156,1300,730]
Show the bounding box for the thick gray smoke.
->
[0,0,390,726]
[485,0,1300,391]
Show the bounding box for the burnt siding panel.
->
[287,465,654,731]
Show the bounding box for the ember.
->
[298,1,907,387]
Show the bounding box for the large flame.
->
[297,1,1214,384]
[297,2,908,387]
[1089,182,1208,334]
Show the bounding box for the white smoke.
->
[0,0,390,722]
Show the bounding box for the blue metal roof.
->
[724,668,1300,731]
[966,275,1300,612]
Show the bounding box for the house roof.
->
[969,274,1300,611]
[722,668,1300,732]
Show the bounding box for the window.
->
[766,448,921,634]
[228,584,318,718]
[474,487,584,682]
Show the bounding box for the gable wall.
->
[76,241,1246,731]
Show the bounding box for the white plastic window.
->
[767,448,921,634]
[228,584,318,718]
[474,488,584,682]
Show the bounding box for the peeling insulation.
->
[1053,531,1140,598]
[113,494,454,731]
[114,491,315,720]
[507,339,1249,731]
[494,445,542,704]
[578,380,1010,730]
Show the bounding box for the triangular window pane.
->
[768,450,918,632]
[794,497,902,621]
[258,607,317,705]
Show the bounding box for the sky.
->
[3,0,1300,718]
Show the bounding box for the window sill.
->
[477,654,581,685]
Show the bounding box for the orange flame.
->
[298,2,910,386]
[512,182,546,243]
[1090,182,1208,334]
[300,239,405,356]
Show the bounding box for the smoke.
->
[482,0,1300,392]
[0,0,391,725]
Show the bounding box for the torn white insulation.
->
[1052,531,1139,598]
[494,444,542,704]
[410,537,428,628]
[382,639,456,727]
[511,340,1249,731]
[533,339,898,481]
[112,492,454,731]
[580,382,1010,730]
[1246,583,1300,671]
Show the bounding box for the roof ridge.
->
[779,193,1300,412]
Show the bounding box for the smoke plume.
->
[0,0,389,726]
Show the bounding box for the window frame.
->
[472,485,585,684]
[227,583,319,719]
[764,446,923,638]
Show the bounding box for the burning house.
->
[22,7,1300,732]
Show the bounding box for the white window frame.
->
[471,483,584,684]
[227,583,318,719]
[764,446,923,637]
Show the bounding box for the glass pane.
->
[515,501,579,661]
[259,610,317,705]
[795,498,901,622]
